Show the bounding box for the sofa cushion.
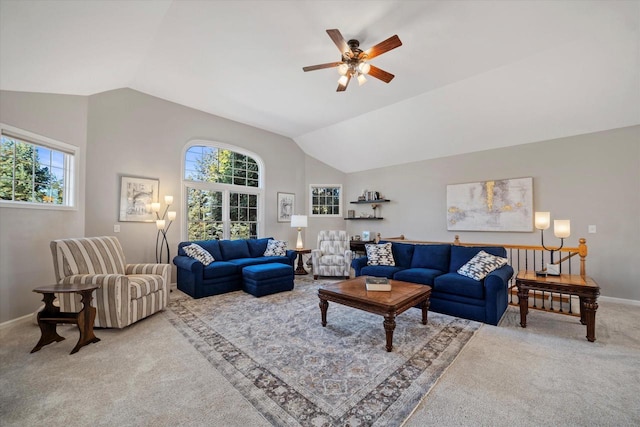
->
[457,250,508,281]
[389,242,415,268]
[366,242,395,266]
[203,261,240,280]
[361,265,406,278]
[433,272,485,299]
[410,244,451,272]
[183,243,215,266]
[219,239,251,260]
[128,274,164,299]
[394,268,444,286]
[264,239,287,256]
[248,237,272,257]
[228,257,289,268]
[449,246,507,272]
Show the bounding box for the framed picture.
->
[119,176,159,222]
[446,177,533,232]
[277,192,295,222]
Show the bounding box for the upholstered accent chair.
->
[311,230,353,279]
[50,236,171,328]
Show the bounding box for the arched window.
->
[183,141,263,241]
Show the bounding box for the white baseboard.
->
[599,295,640,306]
[0,313,32,329]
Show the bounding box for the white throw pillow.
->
[183,243,215,266]
[264,239,287,257]
[365,243,395,266]
[457,250,507,281]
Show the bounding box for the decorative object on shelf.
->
[277,192,295,222]
[447,177,533,232]
[346,198,389,220]
[348,209,355,218]
[534,211,570,275]
[118,176,158,222]
[152,195,176,264]
[290,214,308,249]
[362,231,371,240]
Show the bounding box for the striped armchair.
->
[311,230,353,280]
[50,236,170,328]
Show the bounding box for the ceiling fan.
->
[303,29,402,92]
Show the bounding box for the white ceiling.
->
[1,0,638,173]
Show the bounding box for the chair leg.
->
[314,275,318,280]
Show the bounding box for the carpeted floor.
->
[1,278,639,426]
[165,277,480,426]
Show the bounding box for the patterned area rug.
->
[166,277,481,426]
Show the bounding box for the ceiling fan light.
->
[337,63,349,76]
[358,61,371,75]
[357,74,367,86]
[338,75,349,86]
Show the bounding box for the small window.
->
[309,184,342,217]
[1,124,77,208]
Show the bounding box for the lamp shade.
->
[554,220,571,238]
[534,212,550,230]
[290,215,307,228]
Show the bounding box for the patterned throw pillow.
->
[457,250,508,281]
[365,242,395,266]
[183,243,215,266]
[263,239,287,257]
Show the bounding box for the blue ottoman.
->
[242,263,294,297]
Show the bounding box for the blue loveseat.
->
[173,238,296,298]
[352,241,514,325]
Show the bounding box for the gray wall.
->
[345,125,640,301]
[0,91,88,323]
[85,88,307,270]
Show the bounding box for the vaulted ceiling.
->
[1,1,638,173]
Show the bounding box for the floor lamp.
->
[152,195,176,264]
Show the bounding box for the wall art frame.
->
[446,176,533,232]
[119,176,159,222]
[277,192,295,222]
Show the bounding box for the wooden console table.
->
[31,283,101,354]
[515,271,600,342]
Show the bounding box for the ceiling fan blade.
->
[303,62,343,72]
[337,74,351,92]
[368,65,395,83]
[326,29,350,56]
[364,35,402,60]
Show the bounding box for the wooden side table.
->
[294,248,311,275]
[31,283,101,354]
[515,271,600,342]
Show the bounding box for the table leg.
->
[70,289,100,354]
[383,315,396,352]
[517,287,529,328]
[319,298,328,327]
[581,296,598,342]
[295,253,308,275]
[421,299,430,325]
[31,293,65,353]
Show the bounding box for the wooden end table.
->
[318,277,431,352]
[294,248,311,275]
[515,271,600,342]
[31,283,101,354]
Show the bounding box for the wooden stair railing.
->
[377,234,588,316]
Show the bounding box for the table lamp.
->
[290,215,308,249]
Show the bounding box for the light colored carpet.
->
[1,280,639,426]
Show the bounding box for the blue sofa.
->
[173,237,296,298]
[352,241,514,325]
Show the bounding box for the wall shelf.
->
[344,217,384,220]
[349,199,391,204]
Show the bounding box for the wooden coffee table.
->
[318,277,431,352]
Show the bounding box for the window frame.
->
[182,140,265,241]
[309,184,343,217]
[0,123,79,210]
